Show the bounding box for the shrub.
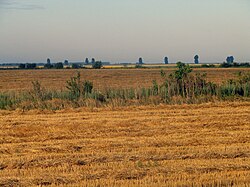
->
[220,62,250,68]
[18,64,26,69]
[26,63,37,69]
[174,62,192,80]
[0,93,15,109]
[220,62,232,68]
[83,80,93,94]
[66,72,81,100]
[135,64,144,68]
[44,63,53,69]
[201,64,215,68]
[54,62,64,69]
[152,80,159,95]
[66,72,94,100]
[92,61,102,69]
[72,64,81,69]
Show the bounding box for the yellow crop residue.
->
[0,102,250,186]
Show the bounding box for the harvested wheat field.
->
[0,68,249,91]
[0,102,250,186]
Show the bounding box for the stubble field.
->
[0,68,250,186]
[0,68,249,91]
[0,102,250,186]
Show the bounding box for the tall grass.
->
[0,63,249,110]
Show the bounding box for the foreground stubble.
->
[0,102,250,186]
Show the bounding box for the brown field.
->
[0,68,249,91]
[0,102,250,186]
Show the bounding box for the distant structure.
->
[194,55,199,64]
[91,58,95,64]
[85,58,89,64]
[226,56,234,63]
[139,57,143,64]
[164,57,169,64]
[64,60,69,66]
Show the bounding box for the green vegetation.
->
[92,61,103,69]
[220,62,250,68]
[201,64,216,68]
[0,62,250,110]
[71,63,81,69]
[18,63,37,69]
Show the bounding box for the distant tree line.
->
[8,55,249,70]
[18,63,37,69]
[17,58,103,70]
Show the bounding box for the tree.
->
[92,61,103,69]
[231,56,235,63]
[47,58,51,65]
[91,58,95,64]
[85,58,89,64]
[139,57,143,64]
[194,55,199,64]
[64,60,69,66]
[44,58,53,69]
[164,57,169,64]
[226,56,234,63]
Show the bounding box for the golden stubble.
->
[0,68,249,91]
[0,102,250,186]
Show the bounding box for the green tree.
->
[174,62,192,80]
[194,55,199,64]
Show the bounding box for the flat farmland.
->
[0,68,249,91]
[0,102,250,186]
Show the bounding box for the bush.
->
[83,80,93,94]
[44,63,53,69]
[238,63,250,67]
[220,62,232,68]
[18,64,26,69]
[66,72,94,100]
[0,93,15,109]
[174,62,192,80]
[92,61,103,69]
[54,62,64,69]
[152,80,159,95]
[135,64,144,68]
[220,62,250,68]
[66,72,81,100]
[25,63,37,69]
[201,64,215,68]
[72,64,81,69]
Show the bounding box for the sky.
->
[0,0,250,63]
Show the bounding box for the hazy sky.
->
[0,0,250,63]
